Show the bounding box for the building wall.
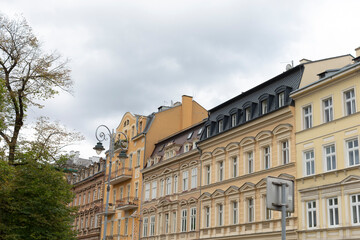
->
[292,63,360,239]
[197,107,298,240]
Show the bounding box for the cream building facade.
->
[291,49,360,240]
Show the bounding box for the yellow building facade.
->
[291,51,360,239]
[100,96,207,240]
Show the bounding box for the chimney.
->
[181,95,193,129]
[355,47,360,58]
[299,58,311,64]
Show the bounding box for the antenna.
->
[286,64,293,71]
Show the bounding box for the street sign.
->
[266,176,294,213]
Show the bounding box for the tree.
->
[0,14,72,164]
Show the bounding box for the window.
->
[187,131,193,139]
[205,165,211,185]
[247,151,253,173]
[139,121,143,133]
[166,177,172,195]
[264,195,271,220]
[218,120,223,133]
[131,126,135,137]
[351,194,360,225]
[303,105,312,129]
[83,193,86,204]
[129,154,133,168]
[135,182,139,198]
[117,219,121,237]
[124,218,128,235]
[88,191,91,203]
[172,212,177,233]
[113,189,116,204]
[93,189,96,202]
[232,201,238,224]
[127,185,130,199]
[74,195,78,206]
[181,209,187,232]
[245,108,251,121]
[184,144,190,153]
[344,89,356,116]
[231,114,237,127]
[206,126,210,138]
[248,198,254,222]
[347,138,359,166]
[328,197,339,227]
[263,146,270,169]
[165,213,169,234]
[278,92,285,107]
[304,150,315,176]
[232,157,238,177]
[151,181,157,199]
[137,150,141,166]
[205,206,210,227]
[145,183,150,201]
[261,99,268,114]
[218,204,223,226]
[307,201,317,228]
[198,128,203,135]
[174,175,178,193]
[160,179,164,196]
[324,144,336,171]
[190,207,196,231]
[150,216,155,236]
[182,171,188,191]
[191,168,197,189]
[323,97,333,123]
[218,161,224,181]
[281,140,289,164]
[98,187,101,199]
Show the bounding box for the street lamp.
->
[93,125,128,240]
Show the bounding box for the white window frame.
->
[218,161,224,181]
[137,150,141,166]
[278,92,285,107]
[245,107,251,121]
[327,197,339,227]
[247,198,254,223]
[232,201,238,224]
[263,194,271,220]
[306,200,317,229]
[304,150,315,176]
[218,119,223,133]
[190,207,196,231]
[263,146,271,169]
[206,126,210,138]
[261,99,268,114]
[174,175,178,193]
[181,209,187,232]
[344,88,356,116]
[166,177,172,195]
[143,217,148,237]
[346,138,359,166]
[281,140,289,164]
[150,216,155,236]
[324,144,336,171]
[205,165,211,185]
[160,179,164,196]
[204,206,210,228]
[247,151,254,173]
[322,97,333,123]
[165,213,169,234]
[145,183,150,201]
[351,194,360,225]
[191,168,197,189]
[232,157,238,178]
[172,212,177,233]
[231,114,236,127]
[303,105,313,129]
[182,171,189,191]
[218,204,224,226]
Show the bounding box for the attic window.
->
[159,144,165,152]
[197,128,203,135]
[187,131,193,139]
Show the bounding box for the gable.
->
[212,147,225,157]
[341,175,360,184]
[240,182,255,192]
[256,178,267,188]
[273,124,293,135]
[199,192,211,201]
[225,185,240,195]
[225,142,240,152]
[239,137,255,146]
[255,130,273,141]
[211,189,225,198]
[200,152,212,161]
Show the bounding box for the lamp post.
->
[93,125,128,240]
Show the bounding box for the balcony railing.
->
[99,203,116,215]
[116,197,139,211]
[110,168,132,185]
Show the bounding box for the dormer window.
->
[187,131,193,139]
[218,120,223,133]
[278,92,285,107]
[231,114,236,127]
[197,128,203,135]
[206,126,211,138]
[184,143,191,153]
[245,108,251,121]
[261,100,268,114]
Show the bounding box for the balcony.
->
[99,203,116,215]
[116,197,139,211]
[110,168,132,185]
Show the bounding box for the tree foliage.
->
[0,14,72,163]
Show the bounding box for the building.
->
[141,121,204,240]
[194,54,353,240]
[101,95,207,240]
[291,48,360,239]
[70,158,106,240]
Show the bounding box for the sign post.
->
[266,177,294,240]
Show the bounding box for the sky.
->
[2,0,360,159]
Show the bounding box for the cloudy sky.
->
[2,0,360,159]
